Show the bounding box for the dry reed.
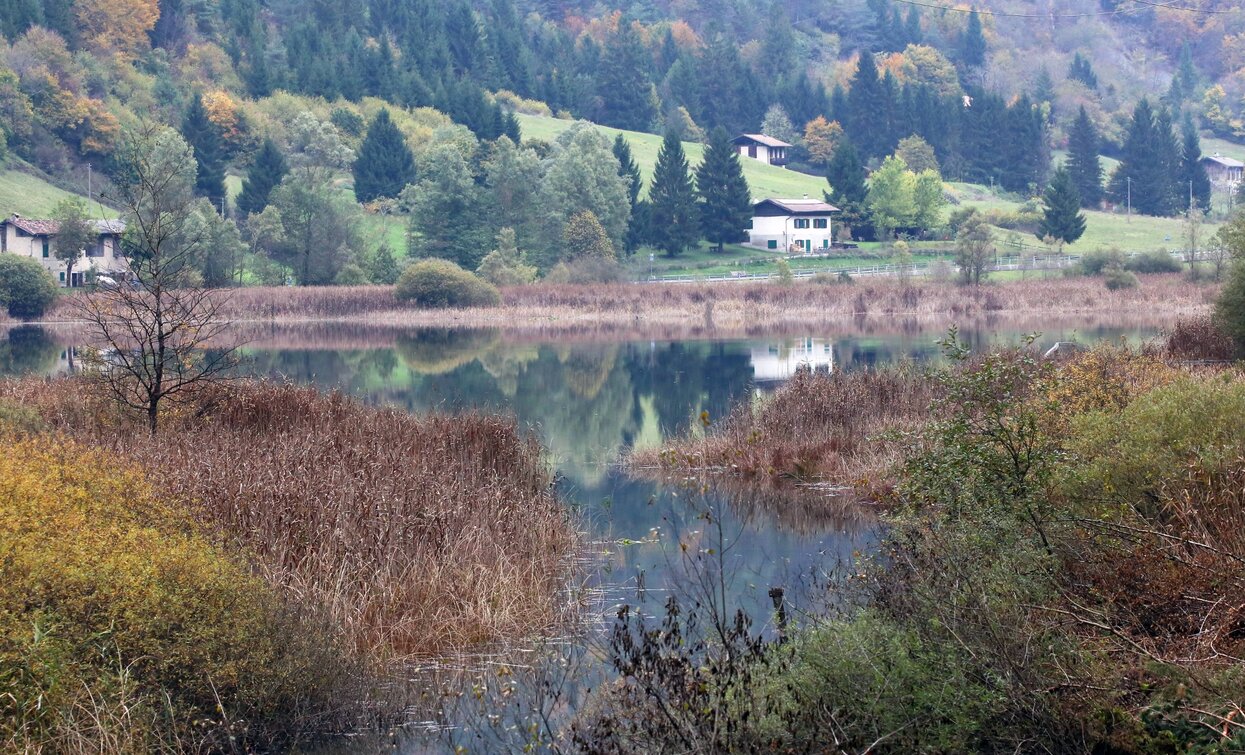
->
[0,378,580,660]
[633,366,936,495]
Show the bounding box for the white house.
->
[0,213,126,287]
[1202,153,1244,187]
[733,134,792,167]
[747,198,839,253]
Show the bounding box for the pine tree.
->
[1109,99,1169,216]
[1066,106,1103,208]
[1037,167,1086,249]
[696,127,754,253]
[1154,107,1182,216]
[846,51,885,160]
[649,131,700,257]
[613,134,643,256]
[1068,52,1098,90]
[960,9,986,68]
[1177,41,1198,98]
[182,93,226,211]
[236,138,288,218]
[353,109,417,203]
[1179,115,1212,213]
[825,138,873,241]
[597,20,657,132]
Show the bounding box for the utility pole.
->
[87,163,92,213]
[1189,180,1194,213]
[1126,176,1132,223]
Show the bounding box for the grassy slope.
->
[515,114,827,201]
[0,164,105,218]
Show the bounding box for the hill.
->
[516,115,828,201]
[0,164,105,219]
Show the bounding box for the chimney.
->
[802,194,809,199]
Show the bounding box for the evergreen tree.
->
[1066,106,1103,208]
[1036,167,1086,249]
[1179,116,1212,213]
[237,138,289,218]
[613,134,643,256]
[960,9,986,68]
[1068,52,1097,90]
[904,7,922,45]
[649,131,700,257]
[696,127,753,253]
[1154,107,1182,216]
[1176,41,1198,98]
[1033,66,1055,115]
[825,138,873,241]
[368,243,401,285]
[182,93,226,211]
[353,109,417,203]
[1109,99,1169,216]
[846,52,885,160]
[597,20,657,131]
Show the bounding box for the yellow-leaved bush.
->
[0,434,356,752]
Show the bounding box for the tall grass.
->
[633,366,936,493]
[0,378,580,660]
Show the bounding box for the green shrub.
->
[0,256,57,320]
[1103,265,1138,290]
[542,257,625,284]
[1079,247,1126,275]
[0,435,356,751]
[1125,249,1181,274]
[1065,377,1245,510]
[394,258,501,308]
[333,261,369,285]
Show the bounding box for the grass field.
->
[515,114,828,201]
[0,164,106,218]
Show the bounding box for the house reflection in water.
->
[749,337,834,387]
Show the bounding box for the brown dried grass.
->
[0,378,579,660]
[632,366,936,495]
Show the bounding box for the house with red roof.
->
[1,213,126,287]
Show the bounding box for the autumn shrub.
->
[0,435,358,752]
[1078,247,1127,275]
[0,255,58,320]
[1125,249,1182,274]
[1157,315,1236,361]
[1103,264,1139,290]
[394,259,501,308]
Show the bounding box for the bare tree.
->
[76,123,239,434]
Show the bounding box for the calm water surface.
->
[1,318,1166,751]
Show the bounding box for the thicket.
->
[605,334,1245,752]
[394,259,501,309]
[0,256,57,320]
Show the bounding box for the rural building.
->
[0,213,126,287]
[747,198,839,253]
[1201,153,1244,186]
[733,134,792,167]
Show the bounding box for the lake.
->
[0,316,1168,751]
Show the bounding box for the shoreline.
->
[11,275,1219,338]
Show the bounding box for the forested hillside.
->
[0,0,1240,285]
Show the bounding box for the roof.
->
[755,198,840,214]
[3,214,125,236]
[734,133,793,149]
[1202,153,1245,169]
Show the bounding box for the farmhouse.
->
[733,134,791,167]
[1201,153,1244,186]
[747,198,839,253]
[1,213,126,287]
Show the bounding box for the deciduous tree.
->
[50,196,93,287]
[955,210,994,285]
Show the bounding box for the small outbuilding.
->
[1201,153,1244,186]
[747,197,839,254]
[733,134,792,167]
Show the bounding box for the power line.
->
[886,0,1237,19]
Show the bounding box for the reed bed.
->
[0,378,579,660]
[633,366,937,494]
[40,276,1215,332]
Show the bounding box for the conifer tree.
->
[846,51,885,159]
[1154,107,1183,216]
[825,138,873,241]
[1066,106,1103,208]
[613,134,643,256]
[236,138,288,218]
[1179,117,1212,213]
[353,109,417,203]
[597,20,657,131]
[182,92,226,211]
[649,131,700,257]
[960,9,986,68]
[1068,52,1098,90]
[1037,166,1086,249]
[696,127,753,253]
[1109,99,1169,216]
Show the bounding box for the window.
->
[41,239,49,258]
[767,240,778,250]
[793,218,810,229]
[813,218,828,229]
[86,240,103,258]
[59,271,65,282]
[747,145,757,158]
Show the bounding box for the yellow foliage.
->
[1038,347,1178,437]
[803,116,843,165]
[0,434,349,750]
[73,0,159,60]
[202,89,242,143]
